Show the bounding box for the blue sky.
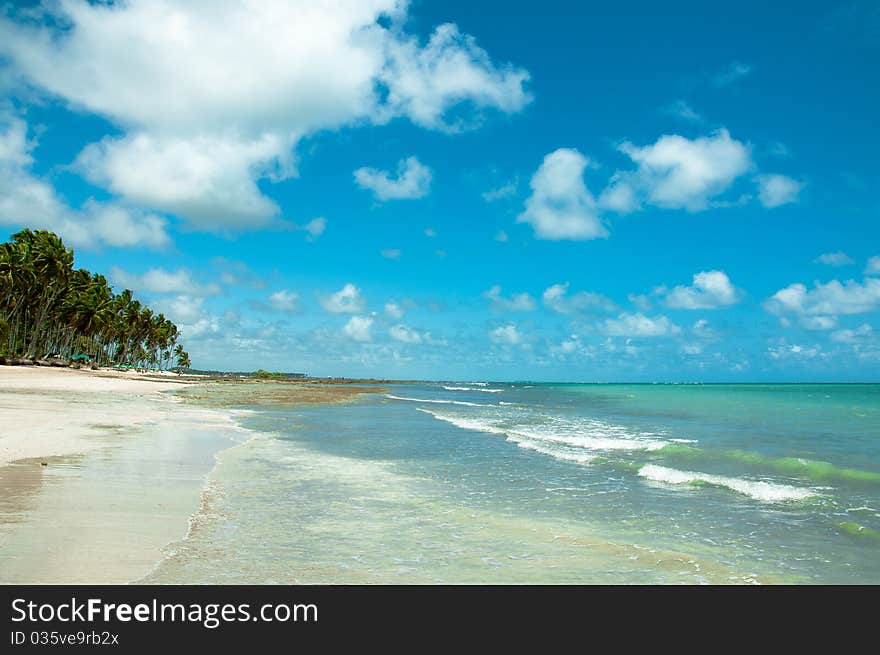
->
[1,0,878,381]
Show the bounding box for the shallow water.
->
[144,382,880,584]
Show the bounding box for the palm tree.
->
[0,229,190,369]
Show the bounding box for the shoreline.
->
[0,365,384,584]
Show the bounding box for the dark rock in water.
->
[40,462,48,467]
[49,359,69,367]
[8,357,33,366]
[35,359,52,366]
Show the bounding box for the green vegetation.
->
[0,229,190,369]
[253,369,289,380]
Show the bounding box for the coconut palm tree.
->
[0,229,190,368]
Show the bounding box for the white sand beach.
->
[0,365,246,584]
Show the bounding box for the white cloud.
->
[424,228,437,237]
[542,282,615,314]
[110,267,220,296]
[483,285,536,312]
[0,2,529,227]
[800,315,838,330]
[342,315,373,342]
[320,283,366,314]
[600,129,752,213]
[815,252,854,267]
[354,156,432,200]
[0,114,170,249]
[628,293,653,311]
[757,174,802,208]
[381,248,402,260]
[494,230,509,242]
[379,22,531,131]
[482,180,517,201]
[598,313,681,337]
[268,289,299,312]
[152,295,219,338]
[303,217,326,238]
[692,319,715,338]
[831,324,873,343]
[489,324,523,345]
[518,148,607,240]
[768,342,822,360]
[764,278,880,316]
[75,132,285,229]
[384,301,405,320]
[662,270,740,309]
[389,324,425,344]
[866,256,880,276]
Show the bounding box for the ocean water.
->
[144,383,880,584]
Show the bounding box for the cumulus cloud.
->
[489,324,523,345]
[866,256,880,276]
[483,285,536,312]
[0,1,529,227]
[384,301,405,320]
[598,313,681,337]
[831,324,873,343]
[320,283,366,314]
[756,174,802,208]
[354,156,432,200]
[542,282,615,314]
[268,289,299,312]
[378,22,531,131]
[800,315,838,330]
[381,248,402,260]
[494,230,509,242]
[152,295,219,339]
[661,270,740,309]
[518,148,607,240]
[600,129,752,213]
[342,315,373,342]
[75,132,285,229]
[0,114,170,249]
[764,278,880,317]
[110,267,220,296]
[389,324,427,344]
[815,252,854,267]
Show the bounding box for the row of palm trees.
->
[0,229,191,370]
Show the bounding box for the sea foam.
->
[638,464,817,503]
[442,386,503,393]
[385,394,493,408]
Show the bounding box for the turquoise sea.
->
[145,383,880,584]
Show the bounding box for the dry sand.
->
[0,365,196,466]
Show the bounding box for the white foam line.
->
[385,394,493,408]
[442,386,503,393]
[638,464,818,503]
[419,409,666,454]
